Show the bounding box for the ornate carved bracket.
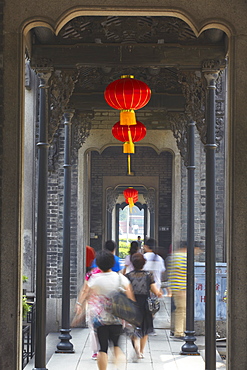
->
[143,188,155,214]
[49,69,79,143]
[202,59,226,151]
[72,110,94,154]
[168,112,189,165]
[178,70,206,144]
[106,188,119,212]
[176,61,226,153]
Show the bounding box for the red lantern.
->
[104,75,151,125]
[123,187,138,212]
[112,121,146,143]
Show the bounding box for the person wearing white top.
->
[143,238,166,291]
[122,241,139,275]
[86,250,135,370]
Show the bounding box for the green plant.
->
[22,275,28,283]
[22,295,31,319]
[22,275,31,319]
[118,240,137,258]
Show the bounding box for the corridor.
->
[25,296,225,370]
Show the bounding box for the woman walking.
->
[122,241,139,275]
[86,250,135,370]
[126,252,162,360]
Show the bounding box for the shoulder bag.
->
[111,276,142,327]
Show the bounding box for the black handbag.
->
[145,271,160,315]
[146,296,160,315]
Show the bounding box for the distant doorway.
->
[118,205,144,258]
[116,202,151,257]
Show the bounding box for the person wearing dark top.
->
[126,253,162,360]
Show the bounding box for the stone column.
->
[34,69,52,370]
[56,110,75,353]
[203,61,221,370]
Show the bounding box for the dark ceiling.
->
[30,16,227,114]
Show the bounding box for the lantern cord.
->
[128,126,133,144]
[127,154,132,175]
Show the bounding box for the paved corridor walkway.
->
[25,296,226,369]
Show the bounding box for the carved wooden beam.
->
[31,43,226,69]
[69,92,185,110]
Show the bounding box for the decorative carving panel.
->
[76,66,181,94]
[178,70,206,144]
[106,188,119,212]
[72,111,93,153]
[169,112,189,164]
[49,69,79,142]
[143,188,155,214]
[59,16,198,44]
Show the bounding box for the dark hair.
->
[129,241,139,255]
[96,250,114,271]
[131,253,146,270]
[104,240,117,252]
[145,238,156,250]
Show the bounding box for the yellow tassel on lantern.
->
[120,110,137,126]
[128,197,134,212]
[123,142,135,154]
[123,126,135,153]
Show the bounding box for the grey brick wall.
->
[180,130,225,262]
[90,146,172,254]
[47,125,78,298]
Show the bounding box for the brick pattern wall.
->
[90,146,173,254]
[180,130,225,261]
[46,125,78,298]
[92,109,170,130]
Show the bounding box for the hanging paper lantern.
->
[123,187,138,212]
[104,75,151,125]
[112,120,146,143]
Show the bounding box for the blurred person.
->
[87,250,135,370]
[164,245,175,336]
[72,265,101,360]
[167,242,187,340]
[122,241,139,275]
[126,253,162,360]
[143,238,166,292]
[91,240,121,272]
[86,245,96,272]
[137,236,143,252]
[167,242,202,340]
